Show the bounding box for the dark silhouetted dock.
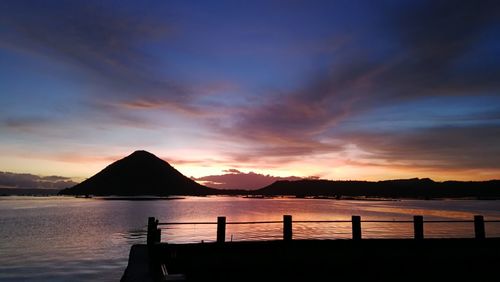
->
[122,215,500,281]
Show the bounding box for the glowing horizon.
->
[1,149,499,186]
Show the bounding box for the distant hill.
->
[257,178,500,199]
[59,150,216,196]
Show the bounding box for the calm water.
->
[1,196,500,281]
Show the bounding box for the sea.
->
[1,196,500,281]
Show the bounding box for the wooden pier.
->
[122,215,500,281]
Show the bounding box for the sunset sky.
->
[1,0,500,188]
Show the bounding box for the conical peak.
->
[59,150,211,195]
[121,150,172,167]
[129,150,156,158]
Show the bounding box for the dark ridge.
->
[58,150,217,196]
[0,188,60,196]
[256,178,500,199]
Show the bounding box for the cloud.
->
[192,171,302,190]
[0,1,196,108]
[343,124,500,170]
[0,171,78,189]
[3,116,54,133]
[375,0,500,99]
[215,0,500,171]
[1,1,166,74]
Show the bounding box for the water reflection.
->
[159,220,500,242]
[1,196,500,281]
[111,229,148,245]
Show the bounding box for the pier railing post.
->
[148,217,160,245]
[352,216,361,240]
[283,215,292,241]
[217,216,226,243]
[474,215,485,239]
[414,215,424,240]
[154,219,161,243]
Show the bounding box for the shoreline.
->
[2,193,500,201]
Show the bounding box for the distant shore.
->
[2,192,500,201]
[97,196,185,201]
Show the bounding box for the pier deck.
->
[123,238,500,281]
[122,215,500,281]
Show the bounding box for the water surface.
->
[1,196,499,281]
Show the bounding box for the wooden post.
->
[352,216,361,240]
[217,216,226,243]
[414,215,424,240]
[474,215,485,239]
[154,219,161,243]
[283,215,292,241]
[147,217,155,245]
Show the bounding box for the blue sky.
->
[1,0,499,185]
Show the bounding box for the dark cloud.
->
[221,0,500,170]
[0,1,191,104]
[0,171,78,189]
[375,0,500,99]
[3,117,53,133]
[395,0,498,63]
[344,124,500,170]
[192,171,302,190]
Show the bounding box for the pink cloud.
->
[192,170,302,190]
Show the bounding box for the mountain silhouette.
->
[257,178,500,199]
[59,150,215,196]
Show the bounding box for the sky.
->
[1,0,500,188]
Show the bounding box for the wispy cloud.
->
[344,124,500,170]
[0,1,197,111]
[1,1,167,79]
[212,0,500,173]
[3,116,54,133]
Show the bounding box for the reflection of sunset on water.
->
[157,197,500,243]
